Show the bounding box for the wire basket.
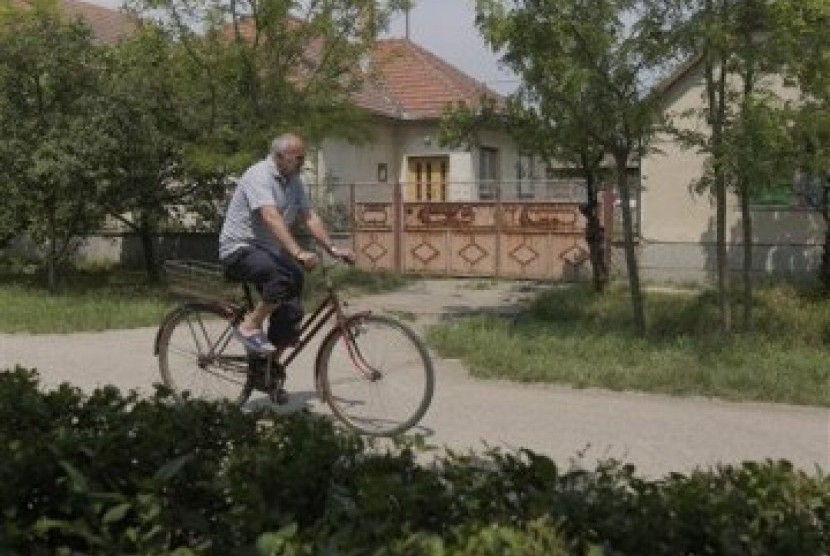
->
[163,259,240,302]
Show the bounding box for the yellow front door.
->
[407,156,449,202]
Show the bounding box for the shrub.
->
[1,368,826,555]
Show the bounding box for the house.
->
[310,37,538,206]
[638,59,825,283]
[29,0,560,205]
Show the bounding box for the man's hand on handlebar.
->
[329,245,356,265]
[295,249,321,270]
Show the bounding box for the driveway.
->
[1,279,828,477]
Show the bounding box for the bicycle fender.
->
[153,301,238,356]
[313,310,373,390]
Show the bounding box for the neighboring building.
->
[639,59,824,283]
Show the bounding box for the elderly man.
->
[219,132,354,353]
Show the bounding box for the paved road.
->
[1,279,828,477]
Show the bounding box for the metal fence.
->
[347,181,614,280]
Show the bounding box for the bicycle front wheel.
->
[157,304,250,404]
[317,314,434,436]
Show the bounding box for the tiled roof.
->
[356,38,500,120]
[13,2,498,120]
[12,0,135,44]
[226,17,501,121]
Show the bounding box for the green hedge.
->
[1,368,827,555]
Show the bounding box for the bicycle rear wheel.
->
[317,314,434,436]
[157,304,250,404]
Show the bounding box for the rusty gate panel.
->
[403,203,497,276]
[404,231,448,274]
[498,203,590,279]
[352,192,596,280]
[448,232,498,275]
[352,202,397,271]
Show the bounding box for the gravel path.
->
[1,279,827,477]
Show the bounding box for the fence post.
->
[349,183,356,256]
[495,182,503,277]
[394,181,403,273]
[602,188,615,270]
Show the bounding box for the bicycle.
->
[153,255,435,436]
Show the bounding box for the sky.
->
[83,0,519,94]
[383,0,518,94]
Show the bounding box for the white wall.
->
[315,117,527,202]
[317,122,400,185]
[638,64,824,282]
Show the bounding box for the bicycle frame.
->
[154,259,378,386]
[155,257,434,435]
[238,262,377,380]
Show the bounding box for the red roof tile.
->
[357,38,501,120]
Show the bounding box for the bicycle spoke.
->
[319,315,434,436]
[158,305,249,403]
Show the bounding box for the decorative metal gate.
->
[351,182,606,281]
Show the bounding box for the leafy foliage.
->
[93,24,233,282]
[124,0,402,158]
[665,0,830,321]
[1,369,827,555]
[0,2,110,290]
[1,0,410,284]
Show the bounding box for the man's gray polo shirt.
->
[219,157,311,260]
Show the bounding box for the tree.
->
[95,24,228,283]
[0,1,109,291]
[125,0,408,162]
[690,0,791,331]
[672,0,736,333]
[669,0,829,328]
[473,0,678,335]
[773,0,830,290]
[96,0,411,278]
[723,96,791,328]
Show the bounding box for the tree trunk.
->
[821,184,830,292]
[138,212,160,284]
[739,180,753,330]
[704,27,732,334]
[615,151,646,335]
[714,163,731,333]
[738,52,756,331]
[580,161,608,292]
[47,212,57,294]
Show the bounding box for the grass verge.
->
[426,282,830,406]
[0,264,412,334]
[0,266,171,333]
